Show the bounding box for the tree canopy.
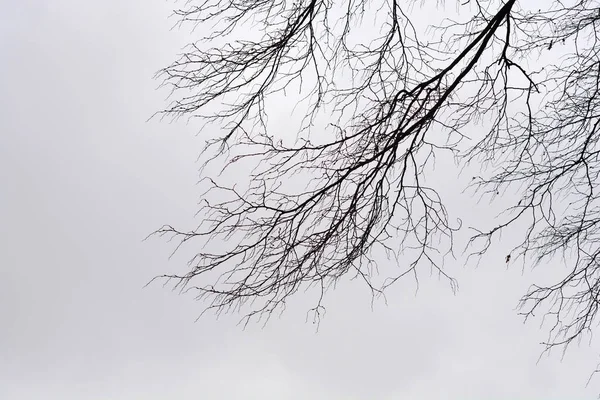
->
[153,0,600,369]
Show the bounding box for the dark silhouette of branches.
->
[151,0,600,365]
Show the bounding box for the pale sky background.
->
[2,0,600,399]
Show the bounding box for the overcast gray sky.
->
[2,0,600,399]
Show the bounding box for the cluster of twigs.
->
[151,0,600,358]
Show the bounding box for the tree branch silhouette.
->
[151,0,600,361]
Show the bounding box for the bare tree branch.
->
[151,0,600,370]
